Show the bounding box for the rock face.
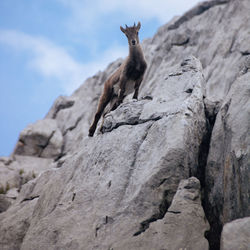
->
[0,155,54,200]
[115,177,209,250]
[220,217,250,250]
[204,69,250,248]
[14,119,63,159]
[0,0,250,249]
[18,56,208,250]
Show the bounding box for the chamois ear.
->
[137,22,141,30]
[120,26,126,33]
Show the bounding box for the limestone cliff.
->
[0,0,249,249]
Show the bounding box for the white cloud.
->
[99,0,201,23]
[0,29,127,94]
[0,1,201,94]
[57,0,201,33]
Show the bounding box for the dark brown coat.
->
[88,22,147,136]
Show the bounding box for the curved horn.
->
[137,21,141,30]
[125,24,128,28]
[120,26,126,33]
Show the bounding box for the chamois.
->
[88,22,147,137]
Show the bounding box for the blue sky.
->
[0,0,200,156]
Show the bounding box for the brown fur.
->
[88,22,147,137]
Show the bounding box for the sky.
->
[0,0,201,157]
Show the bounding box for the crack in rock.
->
[196,101,220,250]
[102,111,180,134]
[63,115,83,136]
[21,195,40,203]
[38,131,56,157]
[133,190,170,236]
[167,210,181,214]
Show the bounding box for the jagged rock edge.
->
[168,0,229,30]
[102,111,180,134]
[52,100,75,119]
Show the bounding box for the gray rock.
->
[221,217,250,250]
[53,59,123,156]
[141,0,250,108]
[0,168,58,249]
[40,0,250,158]
[14,119,63,159]
[0,194,12,213]
[5,188,19,200]
[168,0,230,30]
[1,0,250,249]
[2,56,206,250]
[0,188,19,213]
[205,71,250,241]
[0,157,20,193]
[102,56,205,137]
[45,95,75,119]
[0,196,38,250]
[115,177,209,250]
[0,155,54,198]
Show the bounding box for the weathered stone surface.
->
[102,56,205,136]
[0,155,54,215]
[52,59,123,156]
[0,169,57,249]
[141,0,250,107]
[168,0,230,30]
[39,0,250,158]
[0,194,12,213]
[14,119,63,159]
[205,71,250,247]
[5,187,19,199]
[4,56,206,250]
[0,0,250,249]
[0,197,38,250]
[45,95,75,119]
[0,156,53,193]
[221,217,250,250]
[115,177,209,250]
[0,157,19,193]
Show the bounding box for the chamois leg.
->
[133,76,143,100]
[88,87,112,137]
[110,95,119,111]
[116,77,126,107]
[99,95,118,133]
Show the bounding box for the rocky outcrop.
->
[204,69,250,248]
[2,56,206,250]
[0,155,54,205]
[221,217,250,250]
[14,119,63,159]
[0,0,249,249]
[0,194,11,213]
[141,0,250,106]
[115,177,209,250]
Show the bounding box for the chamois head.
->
[120,22,141,47]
